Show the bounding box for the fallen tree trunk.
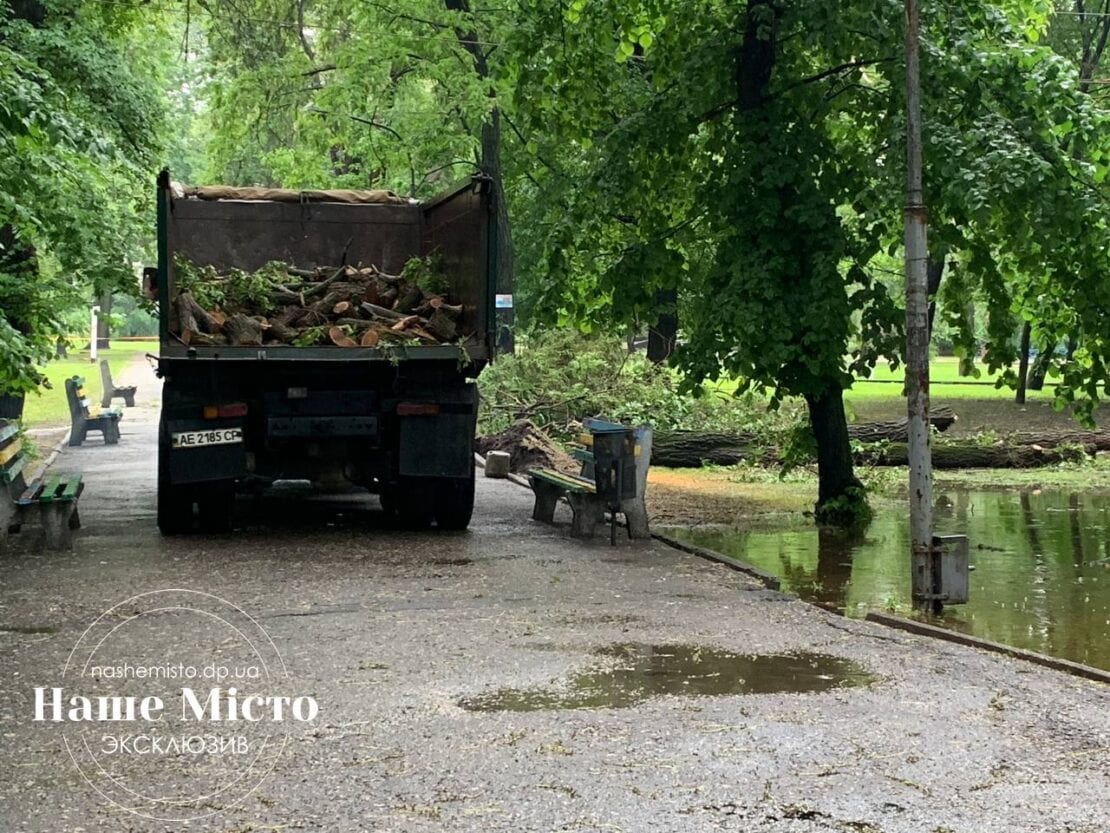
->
[651,407,957,467]
[858,442,1087,469]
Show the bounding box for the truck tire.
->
[157,431,194,535]
[433,468,475,531]
[197,481,236,533]
[383,479,434,529]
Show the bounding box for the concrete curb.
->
[866,611,1110,685]
[650,531,781,590]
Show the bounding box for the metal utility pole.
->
[904,0,934,609]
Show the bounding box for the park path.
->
[0,357,1106,833]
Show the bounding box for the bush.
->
[478,330,797,441]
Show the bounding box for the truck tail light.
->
[397,402,440,416]
[203,402,248,419]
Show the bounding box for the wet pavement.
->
[0,359,1107,832]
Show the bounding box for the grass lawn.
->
[706,357,1087,435]
[849,356,1054,402]
[20,340,157,428]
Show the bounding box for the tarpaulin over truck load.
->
[178,185,412,205]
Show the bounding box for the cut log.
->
[361,302,406,321]
[393,284,424,314]
[424,307,457,341]
[177,292,221,335]
[268,319,297,343]
[223,314,264,346]
[333,300,351,315]
[360,328,381,347]
[328,326,358,347]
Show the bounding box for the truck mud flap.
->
[398,413,473,477]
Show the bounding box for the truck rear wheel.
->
[197,481,236,533]
[433,468,475,531]
[383,479,434,529]
[158,432,195,535]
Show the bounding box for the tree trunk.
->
[805,385,863,508]
[926,255,945,337]
[1015,321,1031,404]
[445,0,515,354]
[860,442,1085,468]
[96,289,112,350]
[650,407,957,468]
[1028,340,1056,391]
[647,287,678,364]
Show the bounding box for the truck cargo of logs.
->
[171,260,466,348]
[651,408,957,468]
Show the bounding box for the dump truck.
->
[152,170,499,533]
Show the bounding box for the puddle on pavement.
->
[459,643,875,712]
[662,487,1110,671]
[0,625,59,635]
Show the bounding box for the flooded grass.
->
[663,488,1110,671]
[459,643,876,712]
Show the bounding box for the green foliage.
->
[174,255,292,314]
[477,330,797,440]
[0,0,170,394]
[812,486,874,527]
[402,255,450,296]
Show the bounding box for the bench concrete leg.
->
[123,392,136,407]
[531,479,561,523]
[68,504,81,530]
[42,504,76,549]
[621,497,650,539]
[567,493,604,539]
[105,423,120,445]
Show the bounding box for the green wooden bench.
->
[66,376,121,446]
[0,420,85,550]
[99,359,137,408]
[529,419,653,541]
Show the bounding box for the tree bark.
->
[444,0,515,353]
[1015,321,1031,404]
[860,442,1085,469]
[647,287,678,364]
[805,386,863,507]
[650,407,957,467]
[96,289,112,350]
[926,255,945,337]
[1028,340,1056,391]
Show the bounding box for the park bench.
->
[65,376,121,447]
[0,420,85,550]
[529,418,653,543]
[99,359,137,408]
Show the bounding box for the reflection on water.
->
[459,643,876,711]
[664,489,1110,671]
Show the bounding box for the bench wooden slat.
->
[17,480,45,506]
[38,474,63,503]
[1,454,26,485]
[59,475,83,502]
[0,422,18,445]
[570,448,595,463]
[0,437,23,467]
[531,468,596,494]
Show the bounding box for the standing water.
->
[664,488,1110,671]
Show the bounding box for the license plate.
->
[172,428,243,449]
